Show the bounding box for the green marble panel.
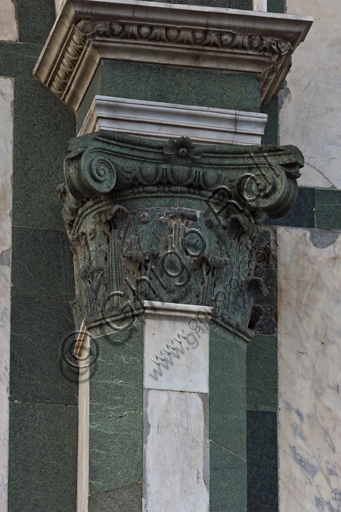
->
[10,297,77,405]
[77,60,261,132]
[8,402,77,512]
[265,187,315,228]
[89,321,144,495]
[210,441,247,512]
[89,483,142,512]
[252,228,277,337]
[12,227,74,301]
[268,0,285,13]
[261,97,278,146]
[315,189,341,230]
[0,43,43,78]
[247,335,277,411]
[210,322,246,459]
[247,411,278,512]
[13,79,76,229]
[17,0,55,44]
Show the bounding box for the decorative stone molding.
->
[78,95,268,145]
[34,0,312,110]
[57,131,303,333]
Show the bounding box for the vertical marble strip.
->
[278,227,341,511]
[280,0,341,189]
[0,77,13,512]
[0,1,18,42]
[253,0,267,12]
[143,301,211,512]
[76,325,90,512]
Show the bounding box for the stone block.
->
[247,335,277,412]
[17,0,55,44]
[8,402,77,512]
[210,441,247,512]
[13,79,75,229]
[12,227,74,301]
[10,298,77,405]
[247,410,278,512]
[210,323,247,459]
[278,227,341,511]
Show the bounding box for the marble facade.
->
[0,1,18,42]
[280,0,341,189]
[278,227,341,511]
[143,302,211,512]
[0,77,14,512]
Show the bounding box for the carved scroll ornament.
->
[58,132,303,334]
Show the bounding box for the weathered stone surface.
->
[8,402,77,512]
[144,302,210,393]
[210,440,246,512]
[247,335,277,412]
[88,483,142,512]
[59,132,302,335]
[144,390,209,512]
[278,227,341,511]
[280,0,341,189]
[89,322,144,495]
[210,323,248,459]
[0,0,18,42]
[247,411,278,512]
[34,1,312,110]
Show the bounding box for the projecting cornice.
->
[34,0,313,110]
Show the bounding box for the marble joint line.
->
[78,96,268,146]
[143,301,211,512]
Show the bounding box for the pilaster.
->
[32,1,313,510]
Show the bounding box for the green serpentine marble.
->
[58,131,303,331]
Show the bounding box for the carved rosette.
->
[58,132,303,332]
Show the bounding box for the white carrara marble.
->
[0,0,18,42]
[144,390,209,512]
[74,322,90,512]
[54,0,66,15]
[144,301,211,393]
[253,0,267,12]
[280,0,341,188]
[0,77,14,512]
[278,227,341,511]
[78,96,268,146]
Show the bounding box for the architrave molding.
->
[34,0,313,110]
[78,95,268,145]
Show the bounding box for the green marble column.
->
[57,131,303,511]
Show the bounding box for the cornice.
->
[34,0,313,110]
[78,95,268,145]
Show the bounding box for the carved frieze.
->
[58,132,303,334]
[34,0,312,109]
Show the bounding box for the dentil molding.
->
[34,0,313,110]
[78,95,268,145]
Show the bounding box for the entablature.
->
[34,0,313,110]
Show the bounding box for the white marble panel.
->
[278,227,341,511]
[280,0,341,189]
[144,301,211,393]
[144,389,209,512]
[253,0,267,12]
[0,0,18,42]
[78,96,268,146]
[0,77,13,512]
